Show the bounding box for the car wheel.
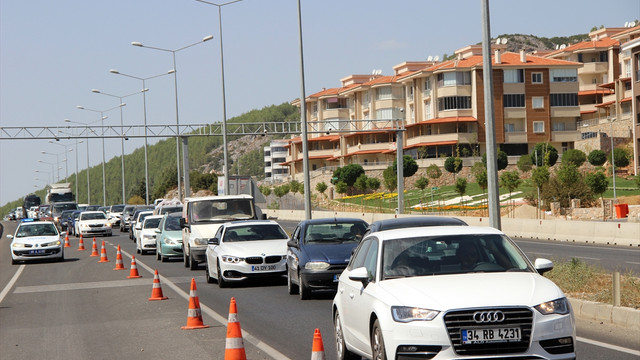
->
[205,263,215,284]
[371,319,387,360]
[12,258,18,265]
[156,247,161,261]
[59,252,65,262]
[287,268,299,295]
[298,273,311,300]
[335,311,359,360]
[136,246,141,254]
[183,248,189,268]
[217,265,228,288]
[189,254,199,270]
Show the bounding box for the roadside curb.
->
[569,298,640,330]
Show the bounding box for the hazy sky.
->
[1,0,638,206]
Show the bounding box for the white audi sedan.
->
[205,220,289,288]
[75,211,112,237]
[332,226,575,360]
[9,219,64,264]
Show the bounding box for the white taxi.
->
[9,219,64,264]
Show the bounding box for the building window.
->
[533,121,544,133]
[599,51,608,62]
[424,100,432,120]
[532,72,543,84]
[376,108,404,120]
[503,94,525,108]
[437,71,471,87]
[363,92,370,107]
[504,69,524,83]
[325,97,347,110]
[407,85,414,98]
[550,93,578,107]
[437,96,472,111]
[423,78,431,91]
[376,86,392,100]
[550,69,577,82]
[505,123,515,132]
[532,96,544,109]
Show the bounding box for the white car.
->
[136,215,163,255]
[333,225,575,360]
[75,211,112,237]
[8,219,64,264]
[205,220,289,288]
[132,210,154,243]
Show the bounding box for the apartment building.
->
[286,43,583,181]
[263,140,289,183]
[619,29,640,176]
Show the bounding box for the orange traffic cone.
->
[148,269,168,301]
[311,328,326,360]
[90,237,99,257]
[224,297,246,359]
[127,256,142,278]
[98,240,109,263]
[77,235,86,251]
[64,234,71,248]
[181,278,209,330]
[113,245,126,270]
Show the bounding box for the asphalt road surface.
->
[1,220,639,360]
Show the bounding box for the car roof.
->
[143,215,164,221]
[81,211,106,215]
[372,225,504,241]
[366,216,467,233]
[223,220,279,228]
[299,217,368,226]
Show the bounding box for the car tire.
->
[335,311,359,360]
[205,263,215,284]
[217,265,228,288]
[58,252,65,262]
[156,248,161,261]
[136,247,141,254]
[298,273,311,300]
[287,268,299,295]
[12,258,18,265]
[371,319,387,360]
[183,247,189,268]
[189,254,198,270]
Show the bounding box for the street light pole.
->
[40,151,62,181]
[110,69,173,205]
[195,0,242,196]
[131,35,214,200]
[48,141,72,180]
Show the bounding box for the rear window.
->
[81,212,107,220]
[304,222,367,244]
[144,218,162,229]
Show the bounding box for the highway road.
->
[1,220,639,360]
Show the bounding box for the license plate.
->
[251,264,276,272]
[333,274,340,282]
[29,249,46,255]
[461,327,521,344]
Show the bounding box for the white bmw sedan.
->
[8,219,64,264]
[205,220,289,288]
[333,225,575,360]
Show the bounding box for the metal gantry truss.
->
[0,119,402,140]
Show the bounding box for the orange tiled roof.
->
[406,116,477,128]
[546,37,619,57]
[424,52,579,71]
[580,110,597,114]
[579,89,613,96]
[344,129,394,138]
[404,140,458,150]
[595,100,615,108]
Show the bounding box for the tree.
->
[482,150,508,171]
[499,170,522,216]
[366,177,380,192]
[260,185,272,197]
[331,164,364,187]
[315,181,328,206]
[516,155,533,173]
[354,174,369,194]
[273,184,290,208]
[289,180,301,202]
[444,156,463,177]
[455,177,468,208]
[530,143,558,167]
[472,162,488,213]
[415,176,429,211]
[610,147,630,168]
[546,164,594,208]
[426,164,442,183]
[393,155,419,178]
[588,149,607,166]
[335,181,348,198]
[561,149,586,168]
[584,171,608,206]
[382,166,397,192]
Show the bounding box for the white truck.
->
[180,194,265,270]
[46,183,74,204]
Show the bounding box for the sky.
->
[1,0,638,207]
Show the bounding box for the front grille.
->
[245,257,263,264]
[540,337,574,354]
[265,255,282,264]
[444,307,533,356]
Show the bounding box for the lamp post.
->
[35,169,53,185]
[110,69,173,205]
[65,119,93,204]
[76,103,126,206]
[131,35,214,200]
[39,154,61,181]
[47,141,73,180]
[91,88,146,204]
[37,161,59,184]
[195,0,241,196]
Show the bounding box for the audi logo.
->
[473,311,506,323]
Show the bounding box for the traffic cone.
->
[113,245,126,270]
[224,297,246,359]
[90,237,99,257]
[98,240,109,262]
[181,278,209,330]
[311,328,326,360]
[148,269,168,301]
[127,256,142,278]
[77,235,86,251]
[64,234,71,248]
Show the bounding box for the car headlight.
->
[42,240,62,247]
[305,261,330,270]
[163,238,176,245]
[194,238,208,246]
[105,223,112,227]
[143,234,155,240]
[12,243,27,248]
[221,255,243,263]
[391,306,440,322]
[535,297,570,315]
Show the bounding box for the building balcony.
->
[321,108,350,119]
[406,132,477,147]
[552,130,580,142]
[346,142,394,155]
[550,106,580,118]
[578,62,608,74]
[504,131,528,143]
[308,148,336,158]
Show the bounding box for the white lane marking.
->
[517,239,640,252]
[575,256,601,261]
[0,264,25,304]
[627,261,640,265]
[577,336,640,356]
[119,246,292,360]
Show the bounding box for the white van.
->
[180,194,264,270]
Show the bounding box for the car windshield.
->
[53,203,77,212]
[81,212,106,220]
[223,224,287,242]
[159,206,182,215]
[190,199,254,222]
[111,205,125,212]
[16,223,58,237]
[381,234,533,280]
[304,222,366,244]
[164,216,182,231]
[144,218,162,229]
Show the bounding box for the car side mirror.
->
[208,237,219,245]
[287,239,298,249]
[348,267,369,287]
[260,213,267,220]
[7,234,13,239]
[534,258,554,275]
[155,229,161,234]
[180,218,188,229]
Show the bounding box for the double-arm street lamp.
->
[110,69,174,205]
[76,103,126,206]
[91,88,147,204]
[37,160,60,184]
[65,119,93,204]
[40,151,68,182]
[47,141,73,180]
[35,169,53,185]
[131,35,214,200]
[195,0,242,195]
